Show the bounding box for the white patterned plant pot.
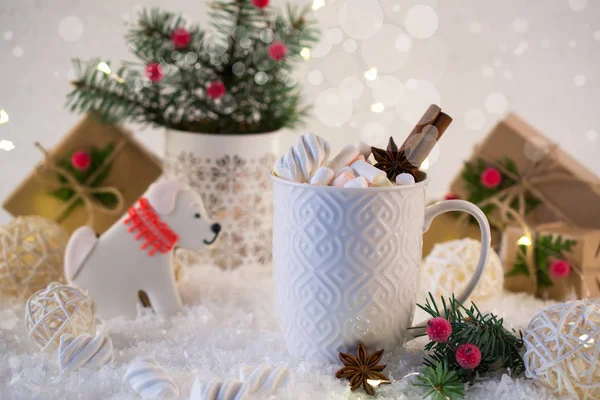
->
[164,129,280,269]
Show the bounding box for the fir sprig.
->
[411,294,524,398]
[414,361,465,400]
[67,3,318,134]
[506,234,577,287]
[461,158,541,228]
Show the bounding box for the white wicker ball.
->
[421,238,503,302]
[524,300,600,399]
[0,216,69,300]
[25,282,96,351]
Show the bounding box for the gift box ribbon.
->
[34,140,126,231]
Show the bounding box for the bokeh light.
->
[372,76,405,106]
[396,79,440,124]
[361,24,411,73]
[338,0,384,40]
[59,16,84,42]
[404,5,439,39]
[315,88,353,127]
[484,92,508,114]
[463,109,486,131]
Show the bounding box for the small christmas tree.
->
[68,1,318,134]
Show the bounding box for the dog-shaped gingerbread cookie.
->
[64,180,221,319]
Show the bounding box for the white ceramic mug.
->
[271,173,491,361]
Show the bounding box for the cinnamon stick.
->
[401,104,452,167]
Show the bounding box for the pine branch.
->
[414,361,465,400]
[414,294,525,383]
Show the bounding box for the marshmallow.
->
[309,167,335,186]
[273,133,331,183]
[337,166,354,177]
[351,160,386,184]
[344,176,369,188]
[327,144,360,174]
[332,171,355,187]
[356,141,372,160]
[373,176,393,187]
[396,173,416,185]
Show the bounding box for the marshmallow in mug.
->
[326,144,360,174]
[309,167,335,186]
[396,173,416,185]
[274,133,331,183]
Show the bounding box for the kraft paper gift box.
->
[500,222,600,301]
[449,113,600,230]
[3,114,163,235]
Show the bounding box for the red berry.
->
[146,63,163,83]
[71,150,91,171]
[171,27,191,49]
[550,259,571,279]
[206,81,226,99]
[268,41,288,61]
[456,343,481,369]
[252,0,270,8]
[480,167,502,189]
[444,192,459,201]
[426,317,452,342]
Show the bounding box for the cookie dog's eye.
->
[194,213,201,219]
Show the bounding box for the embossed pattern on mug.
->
[165,152,276,269]
[273,183,426,361]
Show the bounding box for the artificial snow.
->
[0,263,563,399]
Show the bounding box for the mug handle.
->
[407,199,491,338]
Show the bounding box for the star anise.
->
[371,137,418,181]
[335,343,391,396]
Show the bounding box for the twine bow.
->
[459,143,600,293]
[34,140,126,230]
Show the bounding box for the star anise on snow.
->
[371,137,418,181]
[335,343,391,396]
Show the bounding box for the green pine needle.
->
[414,362,465,400]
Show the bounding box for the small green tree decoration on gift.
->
[411,294,525,399]
[67,1,318,134]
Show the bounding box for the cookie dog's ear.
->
[145,180,187,215]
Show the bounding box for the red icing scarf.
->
[124,198,179,256]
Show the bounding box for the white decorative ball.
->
[0,216,69,300]
[25,282,96,351]
[524,300,600,399]
[421,238,503,302]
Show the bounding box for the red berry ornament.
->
[146,63,163,83]
[71,150,91,171]
[268,41,288,61]
[480,167,502,189]
[252,0,270,8]
[550,259,571,279]
[444,192,459,201]
[455,343,481,369]
[426,317,452,342]
[171,27,191,49]
[206,81,226,99]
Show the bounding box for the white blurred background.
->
[0,0,599,224]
